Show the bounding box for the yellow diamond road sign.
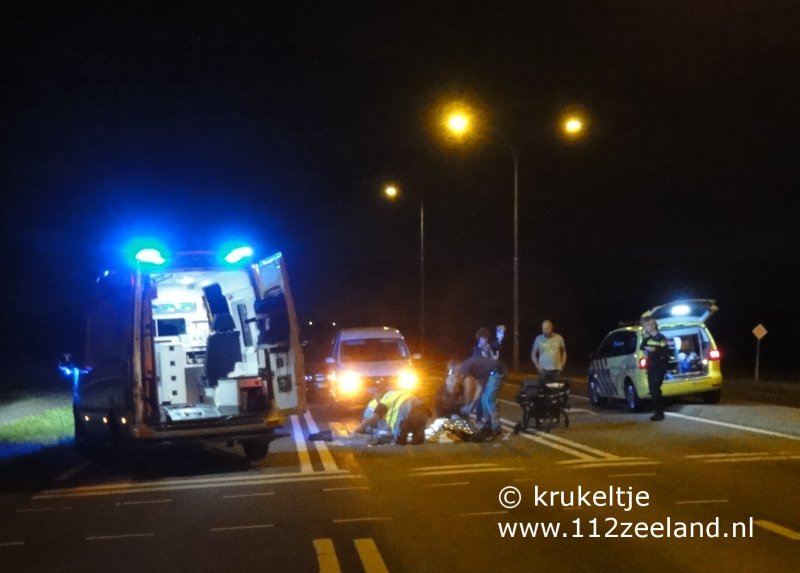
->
[752,324,768,340]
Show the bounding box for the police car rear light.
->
[708,349,721,360]
[638,357,648,369]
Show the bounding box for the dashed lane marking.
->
[304,411,340,472]
[314,538,342,573]
[332,517,392,524]
[210,524,274,532]
[684,451,800,463]
[500,417,659,469]
[411,463,497,471]
[33,470,360,499]
[754,520,800,541]
[86,533,154,541]
[0,541,25,547]
[666,412,800,441]
[55,460,92,482]
[114,499,173,506]
[354,538,390,573]
[423,482,470,488]
[291,414,315,473]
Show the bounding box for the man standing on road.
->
[458,355,508,442]
[530,319,567,384]
[639,316,671,422]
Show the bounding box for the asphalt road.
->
[1,378,798,572]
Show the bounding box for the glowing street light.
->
[439,101,589,371]
[383,183,426,356]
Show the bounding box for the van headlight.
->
[338,370,363,396]
[397,369,420,391]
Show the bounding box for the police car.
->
[588,300,723,411]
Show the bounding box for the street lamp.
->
[383,184,425,356]
[443,105,587,371]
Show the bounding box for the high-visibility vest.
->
[378,390,416,437]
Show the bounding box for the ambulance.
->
[61,245,305,460]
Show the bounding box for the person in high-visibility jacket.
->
[357,389,431,444]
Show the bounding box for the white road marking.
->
[565,461,661,470]
[666,412,800,441]
[55,460,92,482]
[211,524,274,532]
[531,427,623,459]
[323,486,371,492]
[34,471,360,499]
[423,482,470,487]
[222,492,275,498]
[455,511,509,517]
[114,499,173,506]
[684,451,800,463]
[754,520,800,541]
[410,463,496,471]
[354,538,390,573]
[410,467,523,477]
[685,452,771,458]
[86,533,155,541]
[700,455,800,463]
[0,541,25,547]
[16,507,56,513]
[291,414,315,473]
[501,417,659,469]
[499,398,596,415]
[314,538,342,573]
[676,499,729,505]
[332,517,392,523]
[305,411,340,472]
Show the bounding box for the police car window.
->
[623,332,638,354]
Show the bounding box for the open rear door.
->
[253,252,306,414]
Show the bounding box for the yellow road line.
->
[354,538,390,573]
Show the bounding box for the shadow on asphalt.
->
[0,438,275,494]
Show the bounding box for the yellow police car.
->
[588,300,723,411]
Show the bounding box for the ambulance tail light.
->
[638,357,648,369]
[708,349,721,361]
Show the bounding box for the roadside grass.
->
[0,406,73,445]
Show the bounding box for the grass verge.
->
[0,406,73,445]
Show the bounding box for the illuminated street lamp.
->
[442,104,587,371]
[383,184,425,356]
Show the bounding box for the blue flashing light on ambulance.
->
[61,243,306,461]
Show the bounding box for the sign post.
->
[752,324,768,382]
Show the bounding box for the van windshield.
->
[341,338,409,362]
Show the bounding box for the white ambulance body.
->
[67,248,305,460]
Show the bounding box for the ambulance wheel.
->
[625,381,642,412]
[242,440,270,461]
[702,390,721,404]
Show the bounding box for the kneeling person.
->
[358,389,431,445]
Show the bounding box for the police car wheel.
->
[589,380,608,407]
[624,382,641,412]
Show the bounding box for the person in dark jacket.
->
[639,316,672,421]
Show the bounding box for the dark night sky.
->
[2,1,799,378]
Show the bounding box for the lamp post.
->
[442,106,587,371]
[384,184,425,356]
